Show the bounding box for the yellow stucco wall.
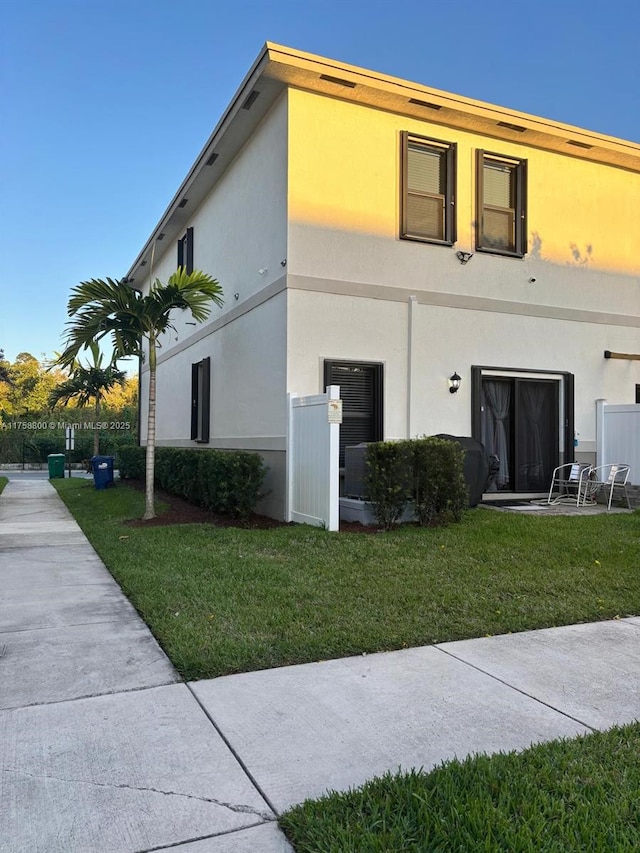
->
[287,88,640,276]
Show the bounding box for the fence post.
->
[327,385,340,531]
[595,398,606,468]
[285,392,296,522]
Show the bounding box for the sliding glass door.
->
[481,377,559,492]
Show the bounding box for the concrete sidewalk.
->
[0,479,291,853]
[1,479,639,852]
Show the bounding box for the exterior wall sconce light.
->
[449,372,462,393]
[456,251,473,264]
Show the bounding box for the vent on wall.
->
[178,198,188,208]
[319,73,356,88]
[242,90,260,110]
[497,121,527,132]
[567,140,593,149]
[408,98,441,110]
[157,233,165,241]
[205,152,219,166]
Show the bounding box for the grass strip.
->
[53,479,640,679]
[279,723,640,852]
[0,476,8,495]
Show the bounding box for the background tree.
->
[101,375,138,413]
[0,349,12,386]
[49,342,127,456]
[0,352,66,418]
[57,269,223,519]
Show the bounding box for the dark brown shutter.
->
[190,362,198,439]
[516,159,527,255]
[475,149,484,251]
[177,236,185,270]
[200,356,210,442]
[185,227,194,274]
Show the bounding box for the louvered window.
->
[190,356,210,442]
[178,227,194,274]
[476,151,527,256]
[401,133,456,244]
[324,360,383,466]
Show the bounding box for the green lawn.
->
[280,722,640,852]
[53,479,640,680]
[0,476,8,495]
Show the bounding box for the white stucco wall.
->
[137,92,288,351]
[138,92,289,441]
[136,95,290,517]
[287,288,640,456]
[140,290,287,445]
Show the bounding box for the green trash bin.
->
[47,453,66,479]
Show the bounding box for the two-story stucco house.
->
[126,44,640,519]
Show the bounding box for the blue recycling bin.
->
[91,455,115,490]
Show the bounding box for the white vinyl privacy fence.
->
[286,385,340,530]
[596,400,640,484]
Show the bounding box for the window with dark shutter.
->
[324,360,383,466]
[178,227,194,274]
[401,133,456,244]
[190,356,210,442]
[476,151,527,257]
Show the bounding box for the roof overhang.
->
[125,43,640,286]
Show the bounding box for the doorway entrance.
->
[472,368,574,493]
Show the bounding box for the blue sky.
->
[1,0,638,364]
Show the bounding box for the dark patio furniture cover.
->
[433,434,492,507]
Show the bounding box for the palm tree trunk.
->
[94,397,100,457]
[144,337,156,519]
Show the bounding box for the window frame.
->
[323,359,384,467]
[400,132,457,246]
[476,150,527,258]
[190,356,210,443]
[177,226,194,274]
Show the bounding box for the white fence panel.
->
[596,401,640,484]
[286,385,340,530]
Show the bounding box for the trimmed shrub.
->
[198,450,268,518]
[365,437,468,530]
[117,445,267,519]
[411,437,468,526]
[364,441,412,530]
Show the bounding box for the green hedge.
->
[365,437,468,530]
[364,442,412,530]
[117,445,146,479]
[117,445,267,519]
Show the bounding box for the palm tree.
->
[57,269,223,519]
[49,342,127,456]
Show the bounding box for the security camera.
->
[528,277,536,283]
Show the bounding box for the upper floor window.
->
[401,133,456,245]
[476,151,527,257]
[177,226,194,274]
